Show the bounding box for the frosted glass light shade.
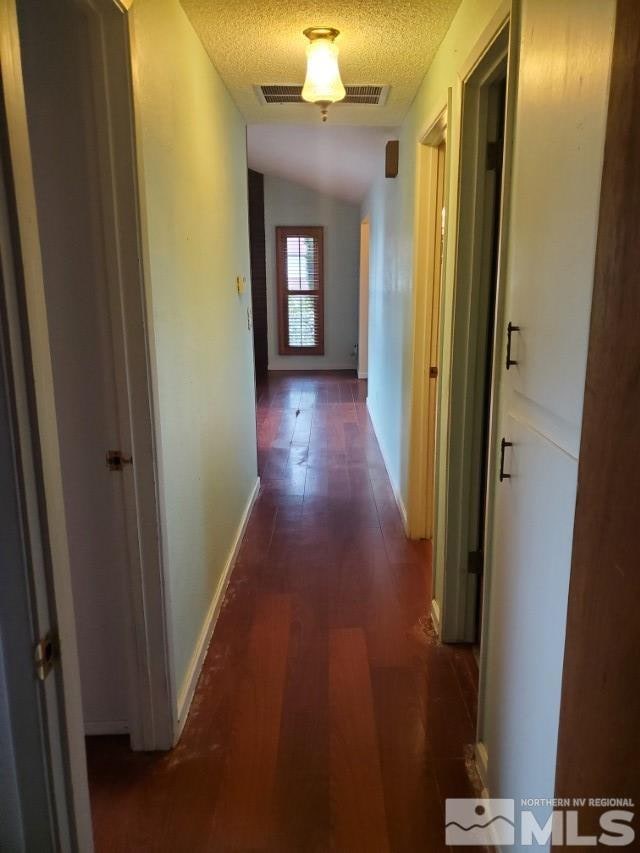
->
[301,38,346,106]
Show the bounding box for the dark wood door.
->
[248,169,268,382]
[555,0,640,834]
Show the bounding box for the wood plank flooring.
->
[87,372,479,852]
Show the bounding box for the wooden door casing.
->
[555,0,640,825]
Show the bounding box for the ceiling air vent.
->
[256,84,389,106]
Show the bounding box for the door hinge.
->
[429,365,438,379]
[468,549,484,575]
[35,632,59,681]
[106,450,133,471]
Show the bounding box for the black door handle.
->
[499,438,513,482]
[506,321,520,370]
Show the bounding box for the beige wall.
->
[130,0,258,709]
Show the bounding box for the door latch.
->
[106,450,133,471]
[429,365,438,379]
[34,632,59,681]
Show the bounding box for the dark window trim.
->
[276,225,325,356]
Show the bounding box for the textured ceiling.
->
[180,0,463,125]
[247,124,396,203]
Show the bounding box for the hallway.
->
[87,372,479,852]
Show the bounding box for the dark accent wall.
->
[248,169,268,381]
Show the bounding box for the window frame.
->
[276,225,325,356]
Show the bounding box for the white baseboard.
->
[431,597,441,637]
[357,370,368,379]
[84,720,128,736]
[473,743,503,849]
[394,484,409,534]
[174,476,260,743]
[475,740,490,795]
[366,398,409,535]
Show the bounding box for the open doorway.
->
[432,22,512,647]
[469,73,507,652]
[408,109,447,542]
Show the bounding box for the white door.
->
[0,173,67,853]
[478,0,616,832]
[16,0,135,734]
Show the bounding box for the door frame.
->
[0,1,94,847]
[358,218,370,379]
[431,3,518,644]
[555,0,639,811]
[0,74,88,853]
[1,0,173,779]
[407,105,448,542]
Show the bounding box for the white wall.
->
[263,174,360,371]
[130,0,258,708]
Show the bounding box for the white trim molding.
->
[366,399,409,535]
[430,597,442,637]
[474,740,490,795]
[174,477,261,742]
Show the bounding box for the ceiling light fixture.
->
[301,27,346,122]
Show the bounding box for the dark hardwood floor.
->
[87,371,479,852]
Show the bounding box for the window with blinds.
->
[276,226,324,355]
